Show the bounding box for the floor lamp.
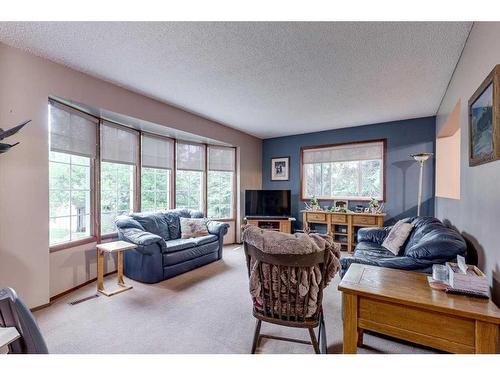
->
[410,152,433,216]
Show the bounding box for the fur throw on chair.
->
[242,225,341,317]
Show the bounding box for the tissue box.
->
[446,262,488,292]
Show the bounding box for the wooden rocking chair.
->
[244,242,329,354]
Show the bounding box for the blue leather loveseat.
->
[116,209,229,283]
[340,216,467,277]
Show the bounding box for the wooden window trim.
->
[49,236,97,253]
[300,138,387,202]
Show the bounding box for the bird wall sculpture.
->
[0,120,31,154]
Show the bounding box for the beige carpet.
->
[34,246,437,354]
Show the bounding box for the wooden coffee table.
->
[338,264,500,354]
[96,241,137,297]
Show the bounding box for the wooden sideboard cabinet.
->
[301,210,385,253]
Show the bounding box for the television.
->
[245,190,291,218]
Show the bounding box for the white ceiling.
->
[0,22,472,139]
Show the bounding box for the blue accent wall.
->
[262,116,436,230]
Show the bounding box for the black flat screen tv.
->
[245,190,291,218]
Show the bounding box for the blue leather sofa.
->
[340,216,467,277]
[116,209,229,283]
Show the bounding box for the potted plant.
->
[369,197,380,213]
[307,196,321,211]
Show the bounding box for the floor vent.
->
[68,294,99,306]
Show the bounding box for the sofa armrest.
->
[207,220,230,237]
[207,221,230,260]
[357,226,392,244]
[119,228,166,255]
[340,255,436,278]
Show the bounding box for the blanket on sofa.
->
[242,225,341,317]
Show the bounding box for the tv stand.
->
[244,216,294,234]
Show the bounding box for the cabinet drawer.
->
[353,215,377,226]
[359,298,475,349]
[307,213,327,222]
[330,214,346,223]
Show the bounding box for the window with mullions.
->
[48,101,97,246]
[207,146,235,219]
[302,140,385,201]
[176,142,205,212]
[100,162,135,234]
[49,152,92,244]
[100,121,139,235]
[141,168,170,211]
[140,134,174,212]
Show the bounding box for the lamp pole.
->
[410,153,433,216]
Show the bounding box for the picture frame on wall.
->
[468,64,500,166]
[271,157,290,181]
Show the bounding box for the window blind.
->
[176,142,205,171]
[208,146,235,172]
[142,134,174,170]
[303,141,384,164]
[49,100,97,158]
[101,121,139,165]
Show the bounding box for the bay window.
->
[301,140,385,201]
[100,121,139,235]
[49,99,238,249]
[207,146,235,219]
[141,134,174,211]
[48,100,97,246]
[175,142,205,212]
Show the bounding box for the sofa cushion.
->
[165,238,197,253]
[381,220,413,255]
[115,215,145,231]
[163,212,181,240]
[131,212,170,240]
[163,241,219,266]
[191,234,218,246]
[164,235,218,253]
[169,208,192,218]
[403,217,467,260]
[353,241,395,258]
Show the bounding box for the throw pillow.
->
[382,220,414,255]
[180,217,209,239]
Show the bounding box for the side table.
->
[96,240,137,297]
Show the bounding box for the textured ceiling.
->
[0,22,472,138]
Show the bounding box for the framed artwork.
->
[271,157,290,181]
[469,65,500,166]
[333,199,349,209]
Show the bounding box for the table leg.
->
[475,321,499,354]
[117,250,125,286]
[343,293,358,354]
[97,249,104,292]
[302,212,309,232]
[347,215,353,253]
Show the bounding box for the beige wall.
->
[436,100,461,200]
[435,22,500,304]
[435,129,461,199]
[0,43,261,307]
